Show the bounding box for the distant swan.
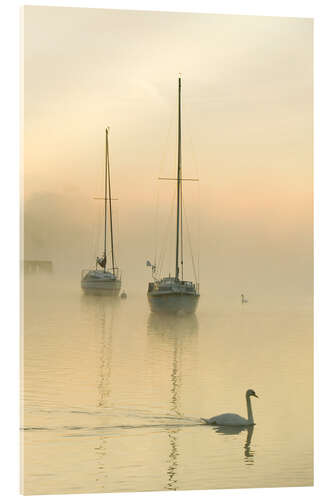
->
[241,294,248,304]
[202,389,259,426]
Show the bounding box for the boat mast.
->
[175,76,183,281]
[103,128,108,271]
[106,127,116,274]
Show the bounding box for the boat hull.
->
[147,292,199,314]
[81,279,121,296]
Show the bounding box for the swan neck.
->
[246,394,254,424]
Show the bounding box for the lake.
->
[22,273,313,494]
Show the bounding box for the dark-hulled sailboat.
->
[81,127,121,295]
[147,76,200,314]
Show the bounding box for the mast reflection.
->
[147,313,199,490]
[81,295,119,490]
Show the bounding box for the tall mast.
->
[175,76,182,281]
[106,127,116,274]
[103,127,108,271]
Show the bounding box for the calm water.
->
[22,274,313,494]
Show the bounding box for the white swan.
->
[241,294,248,304]
[202,389,258,426]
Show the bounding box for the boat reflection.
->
[212,425,255,465]
[147,312,199,339]
[146,313,198,418]
[147,312,199,490]
[80,292,121,311]
[80,295,118,491]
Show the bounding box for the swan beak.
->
[254,393,259,398]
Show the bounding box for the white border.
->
[1,1,331,499]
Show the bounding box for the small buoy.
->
[120,290,127,299]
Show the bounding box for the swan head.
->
[246,389,258,398]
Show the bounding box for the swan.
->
[241,294,248,304]
[202,389,258,426]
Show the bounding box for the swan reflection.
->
[212,425,255,464]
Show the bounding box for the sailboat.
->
[147,76,200,314]
[81,127,121,295]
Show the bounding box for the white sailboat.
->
[147,76,200,314]
[81,127,121,295]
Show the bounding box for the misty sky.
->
[23,6,313,297]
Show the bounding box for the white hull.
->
[148,292,199,314]
[81,271,121,296]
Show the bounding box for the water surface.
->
[22,274,313,494]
